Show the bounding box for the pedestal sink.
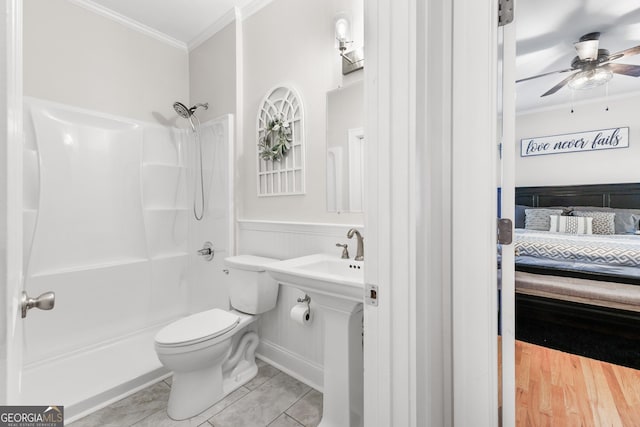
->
[266,254,364,427]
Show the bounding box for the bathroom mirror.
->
[326,80,365,213]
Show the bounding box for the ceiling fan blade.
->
[607,45,640,62]
[516,68,574,84]
[541,73,576,97]
[606,63,640,77]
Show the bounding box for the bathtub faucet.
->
[197,242,214,261]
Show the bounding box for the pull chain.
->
[570,89,574,114]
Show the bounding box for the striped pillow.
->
[572,211,615,235]
[525,209,563,231]
[549,215,593,234]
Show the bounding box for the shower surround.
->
[20,97,233,421]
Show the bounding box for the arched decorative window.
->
[256,85,305,196]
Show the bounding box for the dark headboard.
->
[515,183,640,209]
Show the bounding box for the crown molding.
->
[188,7,238,52]
[67,0,188,51]
[188,0,277,50]
[241,0,276,21]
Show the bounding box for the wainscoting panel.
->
[237,220,364,390]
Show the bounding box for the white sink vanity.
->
[266,253,364,427]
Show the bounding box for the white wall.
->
[240,0,364,224]
[23,0,189,123]
[516,94,640,186]
[189,22,237,122]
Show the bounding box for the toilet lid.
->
[155,309,240,346]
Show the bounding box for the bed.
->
[508,183,640,367]
[514,183,640,284]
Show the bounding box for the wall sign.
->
[520,127,629,157]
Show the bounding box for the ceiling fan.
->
[517,32,640,97]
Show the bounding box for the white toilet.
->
[154,255,279,420]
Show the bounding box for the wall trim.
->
[257,339,323,392]
[187,7,237,52]
[66,0,188,51]
[238,219,364,237]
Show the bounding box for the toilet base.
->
[167,362,224,420]
[165,329,260,420]
[223,359,258,395]
[167,357,259,420]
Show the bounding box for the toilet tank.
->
[224,255,279,314]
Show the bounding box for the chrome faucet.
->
[347,228,364,261]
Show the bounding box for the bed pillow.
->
[572,211,615,235]
[570,206,640,234]
[525,208,563,231]
[610,209,640,234]
[633,214,640,233]
[549,215,593,235]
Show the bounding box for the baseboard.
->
[257,339,324,392]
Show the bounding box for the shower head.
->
[173,101,191,119]
[173,101,209,119]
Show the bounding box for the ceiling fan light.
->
[568,67,613,90]
[574,40,599,60]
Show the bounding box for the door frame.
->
[3,0,24,404]
[500,15,518,427]
[364,0,501,425]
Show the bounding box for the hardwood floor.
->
[512,339,640,427]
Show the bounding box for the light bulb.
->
[335,18,350,42]
[568,68,613,90]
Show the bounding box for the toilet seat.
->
[155,308,240,348]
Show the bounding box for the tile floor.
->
[69,360,323,427]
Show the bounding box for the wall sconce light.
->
[335,17,364,75]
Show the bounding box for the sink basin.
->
[266,254,364,302]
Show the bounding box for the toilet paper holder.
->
[291,294,312,325]
[297,294,311,305]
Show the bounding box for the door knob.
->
[21,291,55,318]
